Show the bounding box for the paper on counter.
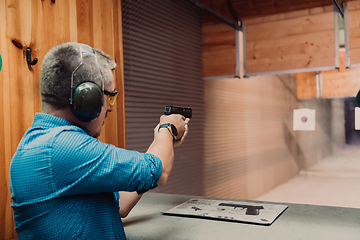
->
[162,198,288,226]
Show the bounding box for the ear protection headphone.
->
[69,43,104,122]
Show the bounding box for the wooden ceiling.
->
[201,0,354,24]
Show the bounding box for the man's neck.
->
[41,103,87,130]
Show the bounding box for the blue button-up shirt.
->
[9,113,162,239]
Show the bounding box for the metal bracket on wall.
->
[316,71,322,99]
[332,0,344,18]
[26,48,38,66]
[185,0,241,31]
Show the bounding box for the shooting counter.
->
[123,193,360,240]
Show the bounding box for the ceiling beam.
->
[332,0,344,18]
[185,0,241,30]
[226,0,239,22]
[202,0,345,21]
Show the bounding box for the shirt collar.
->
[32,113,91,135]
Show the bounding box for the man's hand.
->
[148,114,190,185]
[173,120,189,148]
[155,114,190,147]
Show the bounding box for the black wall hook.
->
[26,48,38,66]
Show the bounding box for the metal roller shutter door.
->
[122,0,205,195]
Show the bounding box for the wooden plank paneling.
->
[297,50,360,99]
[88,0,118,145]
[202,23,236,77]
[2,1,38,238]
[322,50,360,98]
[347,1,360,66]
[76,0,94,46]
[244,6,337,75]
[296,72,317,99]
[113,0,126,148]
[0,1,10,238]
[201,0,343,23]
[0,1,124,239]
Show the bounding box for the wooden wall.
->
[202,23,237,77]
[244,5,337,75]
[0,0,125,239]
[322,50,360,98]
[347,1,360,66]
[297,50,360,99]
[296,71,318,99]
[296,1,360,100]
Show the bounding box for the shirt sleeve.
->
[51,129,163,196]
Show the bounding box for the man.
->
[9,42,189,239]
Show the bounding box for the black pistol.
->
[218,203,264,215]
[164,105,192,118]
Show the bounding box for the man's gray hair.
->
[40,42,117,109]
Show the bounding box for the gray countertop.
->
[122,193,360,240]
